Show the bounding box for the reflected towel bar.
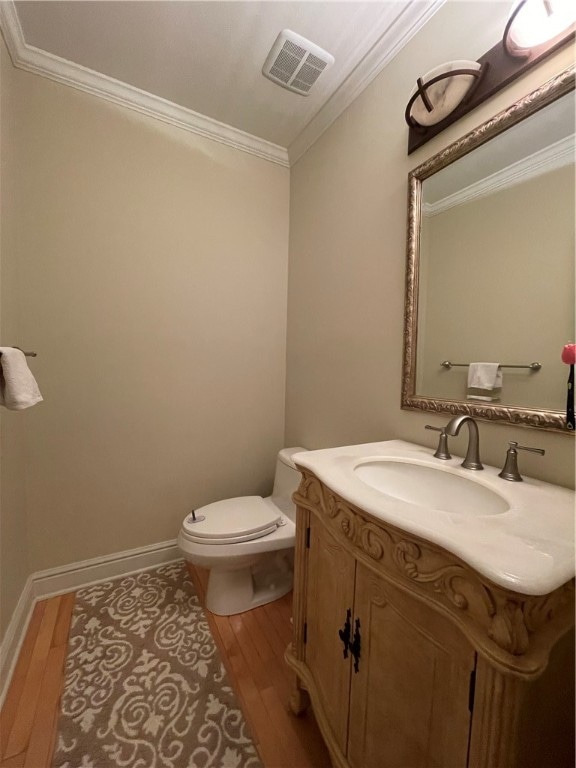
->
[441,361,541,371]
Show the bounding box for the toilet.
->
[178,447,306,616]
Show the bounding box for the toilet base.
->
[202,550,293,616]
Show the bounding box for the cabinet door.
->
[348,563,476,768]
[305,513,356,756]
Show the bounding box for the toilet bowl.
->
[178,447,306,616]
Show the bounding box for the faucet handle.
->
[425,425,451,460]
[514,442,545,456]
[498,441,545,482]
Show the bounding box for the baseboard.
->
[0,575,35,708]
[0,538,180,706]
[31,538,180,600]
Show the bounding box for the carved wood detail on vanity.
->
[294,470,574,678]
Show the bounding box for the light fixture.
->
[405,61,486,131]
[405,0,575,153]
[503,0,576,58]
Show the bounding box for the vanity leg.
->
[289,675,310,716]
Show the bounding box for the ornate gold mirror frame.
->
[402,64,575,433]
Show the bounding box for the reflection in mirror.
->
[418,90,574,410]
[403,65,575,432]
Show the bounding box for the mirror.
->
[402,64,575,432]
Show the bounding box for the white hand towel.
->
[0,348,43,410]
[467,362,502,391]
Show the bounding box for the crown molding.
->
[288,0,446,165]
[1,0,444,169]
[423,134,575,216]
[0,0,289,167]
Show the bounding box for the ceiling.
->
[3,1,445,164]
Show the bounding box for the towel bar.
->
[440,360,541,371]
[0,347,37,357]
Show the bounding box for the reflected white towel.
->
[0,348,43,410]
[467,362,502,390]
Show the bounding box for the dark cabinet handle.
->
[350,618,361,673]
[338,608,352,659]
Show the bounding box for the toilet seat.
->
[182,496,283,545]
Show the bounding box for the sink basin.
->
[354,460,510,516]
[292,440,575,594]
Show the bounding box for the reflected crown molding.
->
[423,134,575,216]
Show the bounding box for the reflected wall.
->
[417,162,575,409]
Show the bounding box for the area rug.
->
[52,561,262,768]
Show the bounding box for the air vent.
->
[262,29,334,96]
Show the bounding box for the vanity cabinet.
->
[305,514,474,767]
[285,469,575,768]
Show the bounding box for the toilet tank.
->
[271,447,307,518]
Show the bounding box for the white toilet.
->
[178,447,306,616]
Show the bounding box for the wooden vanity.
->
[285,468,575,768]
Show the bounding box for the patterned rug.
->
[52,562,262,768]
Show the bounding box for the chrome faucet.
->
[444,415,483,470]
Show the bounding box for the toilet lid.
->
[181,496,283,544]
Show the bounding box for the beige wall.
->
[419,164,575,408]
[0,35,289,637]
[286,1,575,488]
[1,40,31,638]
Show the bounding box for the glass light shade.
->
[406,61,482,128]
[506,0,575,54]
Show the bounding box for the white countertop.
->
[292,440,575,596]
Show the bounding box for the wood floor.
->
[0,565,331,768]
[0,594,75,768]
